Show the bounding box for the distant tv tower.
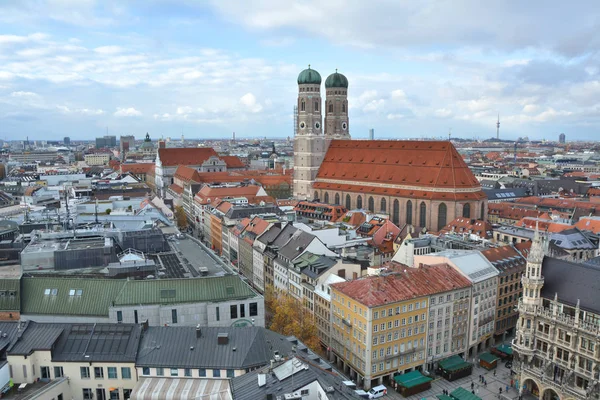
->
[496,114,500,139]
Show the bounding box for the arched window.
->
[314,191,319,200]
[438,203,447,231]
[314,101,319,112]
[419,202,427,228]
[463,203,471,218]
[345,194,351,209]
[406,200,413,225]
[393,200,399,225]
[356,196,363,209]
[301,100,305,111]
[368,197,374,212]
[342,103,346,113]
[480,202,485,220]
[380,198,387,213]
[328,103,333,113]
[324,192,329,203]
[335,193,340,205]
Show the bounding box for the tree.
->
[105,208,111,215]
[174,206,188,229]
[267,288,320,351]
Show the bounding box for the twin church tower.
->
[293,66,351,199]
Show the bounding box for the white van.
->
[368,385,387,399]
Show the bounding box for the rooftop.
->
[331,264,472,307]
[541,257,600,313]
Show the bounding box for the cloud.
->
[94,45,124,55]
[239,93,263,113]
[114,107,142,117]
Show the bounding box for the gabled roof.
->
[120,163,154,174]
[315,140,484,200]
[440,218,492,239]
[158,147,219,166]
[221,155,246,169]
[173,165,202,183]
[331,264,472,307]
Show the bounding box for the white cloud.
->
[435,108,452,118]
[114,107,142,117]
[239,93,263,113]
[522,104,539,113]
[94,45,124,55]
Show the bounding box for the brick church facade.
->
[292,66,488,232]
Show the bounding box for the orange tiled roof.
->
[337,210,368,227]
[440,218,492,238]
[168,184,184,195]
[331,263,472,307]
[481,245,525,263]
[158,147,218,166]
[221,155,246,169]
[515,196,597,210]
[574,217,600,234]
[514,217,572,233]
[294,201,347,221]
[316,140,483,195]
[588,188,600,197]
[174,165,202,183]
[120,163,154,174]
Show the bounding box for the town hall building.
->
[292,66,488,232]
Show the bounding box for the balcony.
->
[342,318,353,328]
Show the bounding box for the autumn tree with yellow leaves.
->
[265,286,320,351]
[174,206,188,229]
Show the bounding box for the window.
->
[170,368,179,377]
[380,198,386,213]
[324,192,330,203]
[216,306,220,321]
[213,369,221,378]
[463,203,471,218]
[134,310,138,324]
[171,309,178,324]
[156,367,164,376]
[117,311,122,323]
[356,196,363,209]
[419,202,427,227]
[123,389,132,400]
[83,389,93,400]
[301,100,305,111]
[314,101,319,112]
[184,368,192,377]
[406,200,412,225]
[227,369,235,378]
[142,367,150,376]
[393,200,400,225]
[121,367,131,379]
[335,193,340,205]
[110,389,120,400]
[346,194,351,209]
[249,302,258,317]
[438,203,447,231]
[199,368,206,377]
[328,103,333,113]
[81,366,90,379]
[230,305,238,319]
[107,367,117,379]
[368,197,374,212]
[54,366,64,378]
[94,367,104,379]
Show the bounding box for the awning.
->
[131,378,232,400]
[438,355,472,372]
[479,352,500,364]
[393,370,432,388]
[451,387,482,400]
[494,344,513,356]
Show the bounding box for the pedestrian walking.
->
[484,380,487,387]
[506,385,509,393]
[499,387,503,395]
[472,390,475,395]
[471,383,474,390]
[494,369,497,377]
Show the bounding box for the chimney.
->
[196,324,201,338]
[217,332,229,345]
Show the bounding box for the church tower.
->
[293,66,325,200]
[522,223,545,307]
[324,70,351,144]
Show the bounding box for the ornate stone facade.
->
[512,226,600,400]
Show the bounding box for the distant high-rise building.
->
[369,128,374,140]
[120,135,135,154]
[559,133,566,144]
[496,114,500,139]
[96,135,116,149]
[63,137,70,145]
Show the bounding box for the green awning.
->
[451,387,482,400]
[479,352,500,363]
[436,395,454,400]
[438,355,472,372]
[495,344,513,355]
[394,370,433,388]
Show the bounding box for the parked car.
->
[368,385,388,399]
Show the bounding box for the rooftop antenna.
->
[496,114,500,140]
[448,128,452,141]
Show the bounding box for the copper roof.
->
[315,140,483,194]
[331,263,472,307]
[158,147,218,166]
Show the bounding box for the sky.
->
[0,1,599,142]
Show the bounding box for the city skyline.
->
[0,1,599,141]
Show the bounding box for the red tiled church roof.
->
[316,140,482,191]
[158,147,218,166]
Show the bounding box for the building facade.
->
[512,228,600,400]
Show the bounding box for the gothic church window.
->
[301,100,305,111]
[328,103,333,113]
[419,202,427,227]
[342,103,346,113]
[406,200,412,225]
[335,193,340,205]
[480,202,485,220]
[356,196,363,209]
[463,203,471,218]
[393,200,399,225]
[346,195,351,209]
[324,192,329,203]
[314,102,319,111]
[380,198,386,213]
[438,203,447,231]
[368,197,374,212]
